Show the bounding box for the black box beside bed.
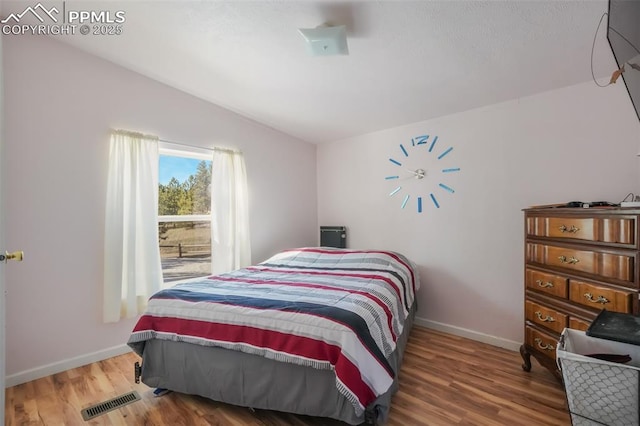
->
[128,247,420,425]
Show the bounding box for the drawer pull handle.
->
[558,225,580,233]
[534,337,555,351]
[535,279,554,288]
[584,293,609,304]
[535,311,555,322]
[558,255,580,264]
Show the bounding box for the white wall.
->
[3,35,317,380]
[318,81,640,347]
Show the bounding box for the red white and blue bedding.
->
[127,248,419,415]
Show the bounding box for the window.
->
[158,145,212,283]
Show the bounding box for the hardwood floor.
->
[5,326,570,425]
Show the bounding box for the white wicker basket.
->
[557,328,640,426]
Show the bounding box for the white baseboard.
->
[414,316,521,352]
[5,344,133,388]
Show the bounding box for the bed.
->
[127,247,420,425]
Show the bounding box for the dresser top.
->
[524,206,640,215]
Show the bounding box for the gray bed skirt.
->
[139,302,417,425]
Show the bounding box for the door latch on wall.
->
[0,251,24,263]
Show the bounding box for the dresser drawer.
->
[526,243,634,283]
[569,316,592,332]
[526,216,635,246]
[569,279,634,314]
[525,326,557,360]
[525,300,567,334]
[525,269,568,298]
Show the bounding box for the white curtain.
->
[211,150,251,274]
[103,130,163,323]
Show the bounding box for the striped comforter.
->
[128,248,419,415]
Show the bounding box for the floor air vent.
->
[80,390,141,421]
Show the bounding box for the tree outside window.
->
[158,151,212,283]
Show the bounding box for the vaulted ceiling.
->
[4,0,615,143]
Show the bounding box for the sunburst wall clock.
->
[385,134,460,212]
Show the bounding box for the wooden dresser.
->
[521,207,640,377]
